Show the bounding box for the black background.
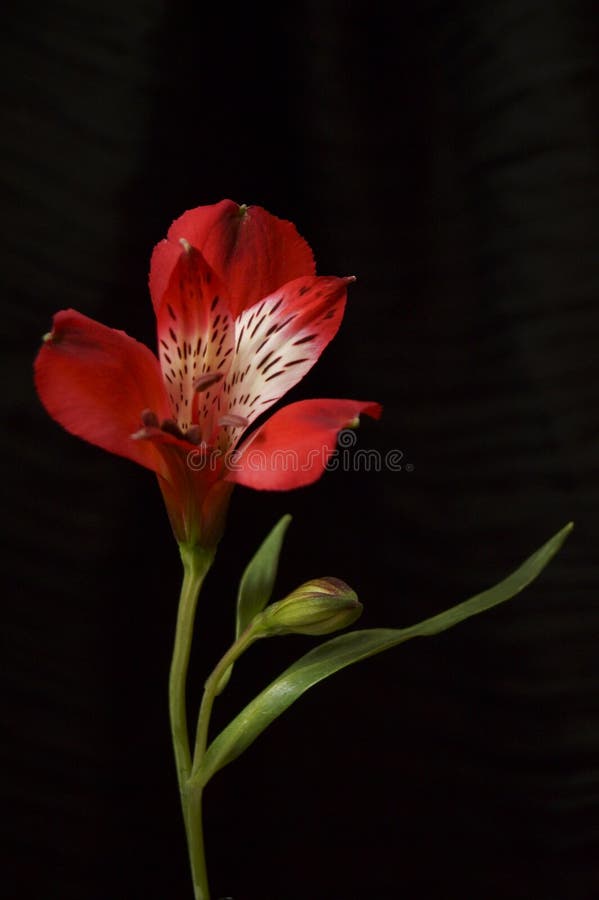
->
[4,2,599,898]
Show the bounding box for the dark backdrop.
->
[4,2,599,899]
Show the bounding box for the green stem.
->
[184,623,262,899]
[169,543,214,900]
[191,625,262,787]
[184,783,210,900]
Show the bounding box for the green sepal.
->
[215,514,292,694]
[198,522,572,786]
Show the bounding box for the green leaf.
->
[236,514,293,637]
[216,514,292,695]
[199,522,573,785]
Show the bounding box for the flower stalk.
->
[191,623,263,787]
[169,543,214,899]
[171,546,265,900]
[170,544,215,784]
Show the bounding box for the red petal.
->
[219,276,351,448]
[34,309,170,473]
[150,200,316,317]
[157,242,234,440]
[227,399,382,490]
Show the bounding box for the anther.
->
[161,418,185,439]
[179,237,192,254]
[186,425,202,444]
[218,413,249,429]
[194,372,224,392]
[141,409,159,428]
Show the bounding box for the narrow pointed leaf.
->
[236,514,293,637]
[216,514,292,694]
[199,523,572,785]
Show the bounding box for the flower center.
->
[136,400,248,449]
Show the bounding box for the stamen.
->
[186,425,202,444]
[179,237,191,254]
[194,371,224,392]
[141,409,159,428]
[161,418,185,439]
[218,413,249,429]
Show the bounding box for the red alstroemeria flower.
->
[35,200,381,548]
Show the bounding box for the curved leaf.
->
[236,514,292,637]
[199,522,573,785]
[216,514,292,694]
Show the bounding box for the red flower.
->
[35,201,381,548]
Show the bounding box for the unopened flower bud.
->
[258,577,362,637]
